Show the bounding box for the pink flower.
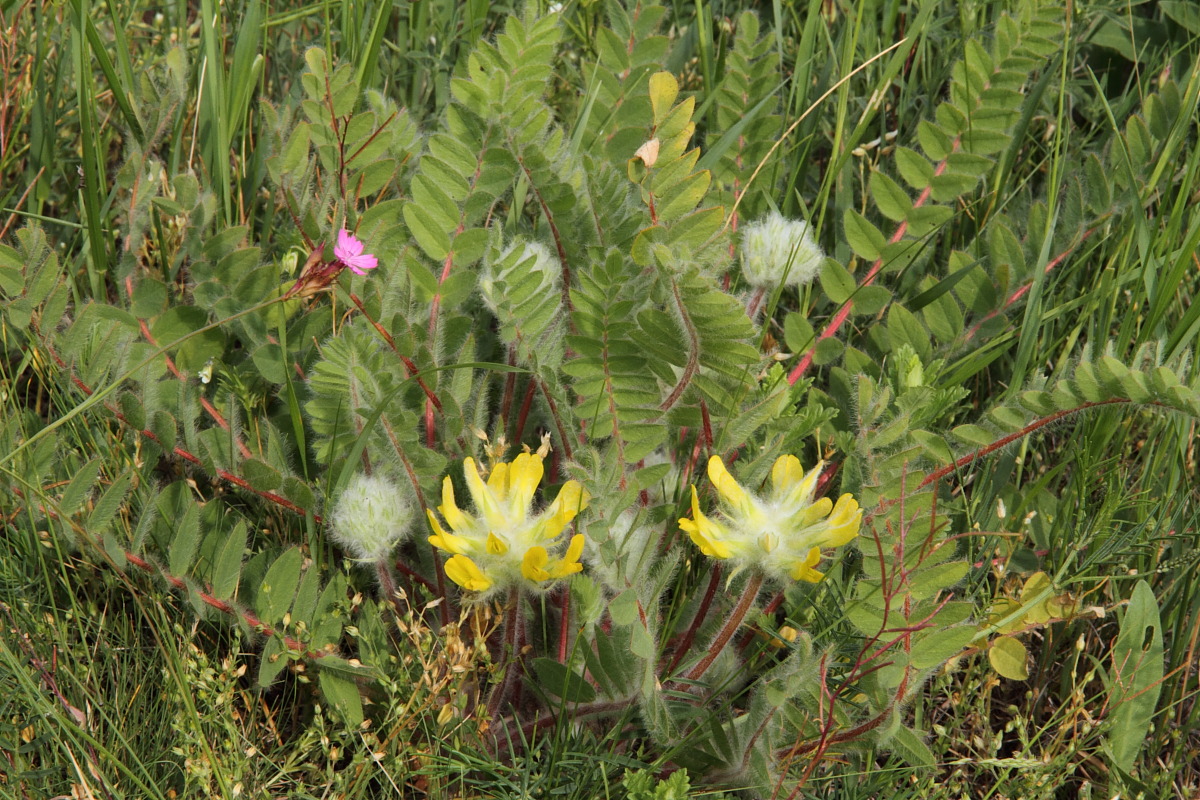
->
[334,228,378,275]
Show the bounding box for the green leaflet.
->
[255,546,303,626]
[1105,580,1164,774]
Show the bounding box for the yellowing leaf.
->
[648,71,679,125]
[986,598,1026,634]
[989,637,1029,680]
[656,170,711,223]
[1021,571,1054,623]
[1046,593,1078,619]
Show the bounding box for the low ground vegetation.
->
[1,0,1198,797]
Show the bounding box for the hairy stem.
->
[682,571,764,684]
[666,563,722,675]
[487,588,525,720]
[786,138,956,386]
[375,557,405,622]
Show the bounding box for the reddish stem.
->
[131,300,253,462]
[557,583,571,663]
[345,111,398,166]
[487,589,525,720]
[910,399,1128,496]
[681,571,763,684]
[39,339,322,522]
[515,151,575,321]
[536,377,574,462]
[512,379,537,446]
[737,589,785,654]
[658,278,700,414]
[121,550,334,661]
[348,293,442,412]
[500,346,517,433]
[962,223,1102,343]
[666,564,723,675]
[745,286,768,320]
[699,399,714,451]
[392,558,438,593]
[787,140,957,386]
[376,558,405,621]
[517,698,634,740]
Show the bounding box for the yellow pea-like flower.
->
[679,455,861,583]
[428,453,590,597]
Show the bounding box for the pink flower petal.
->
[347,253,378,275]
[333,228,377,276]
[334,228,359,259]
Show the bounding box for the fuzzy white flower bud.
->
[330,474,414,562]
[739,211,824,288]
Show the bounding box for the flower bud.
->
[890,343,925,390]
[739,211,824,289]
[331,474,414,562]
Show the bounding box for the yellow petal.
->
[795,496,833,528]
[780,459,824,508]
[548,533,585,578]
[506,453,544,517]
[686,527,732,559]
[551,560,583,579]
[707,456,753,517]
[824,494,861,546]
[827,493,859,525]
[521,546,551,582]
[427,508,448,539]
[792,565,824,582]
[565,532,585,563]
[439,476,471,533]
[679,485,733,559]
[427,510,470,554]
[683,526,733,561]
[689,483,703,517]
[464,458,506,529]
[789,547,824,583]
[486,531,509,554]
[536,480,588,540]
[487,461,510,500]
[770,455,803,494]
[445,555,492,592]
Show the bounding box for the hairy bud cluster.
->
[330,474,414,562]
[738,211,824,289]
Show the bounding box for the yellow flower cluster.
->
[427,453,589,596]
[680,455,861,583]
